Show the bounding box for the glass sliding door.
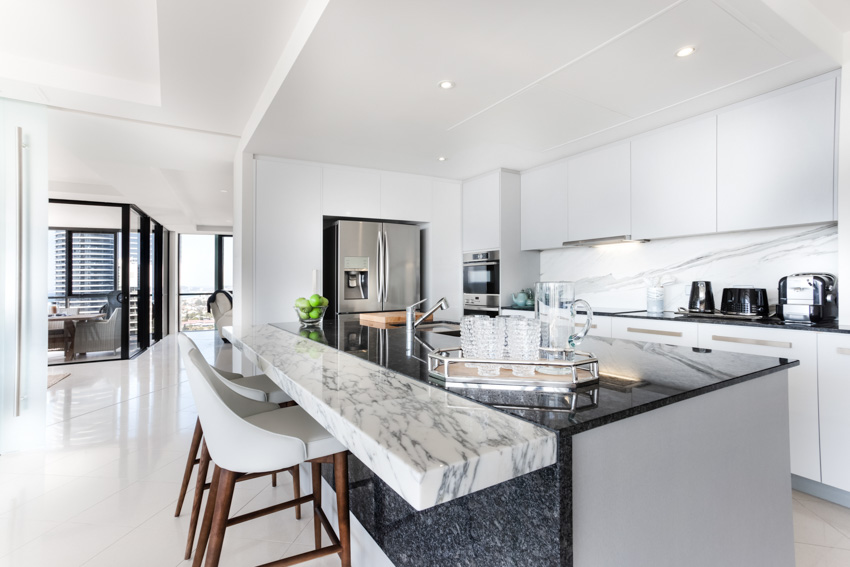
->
[48,202,123,365]
[127,208,142,357]
[49,199,167,364]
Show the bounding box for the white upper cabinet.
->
[717,77,836,232]
[631,116,717,240]
[566,143,630,242]
[322,167,381,218]
[520,161,568,250]
[380,172,432,222]
[462,171,501,252]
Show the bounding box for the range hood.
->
[561,235,649,247]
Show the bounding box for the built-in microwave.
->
[463,250,499,315]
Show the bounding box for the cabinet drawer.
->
[576,315,611,338]
[698,323,820,481]
[611,318,698,347]
[818,333,850,492]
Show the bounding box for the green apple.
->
[309,294,322,307]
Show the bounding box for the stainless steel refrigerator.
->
[324,220,420,314]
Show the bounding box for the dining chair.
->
[182,340,351,567]
[175,334,299,561]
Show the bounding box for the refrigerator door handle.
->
[383,230,389,303]
[14,127,24,417]
[376,230,383,302]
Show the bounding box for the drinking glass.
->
[506,317,540,377]
[461,315,485,367]
[535,281,593,375]
[474,317,502,377]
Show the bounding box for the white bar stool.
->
[176,334,300,561]
[175,334,297,517]
[182,338,351,567]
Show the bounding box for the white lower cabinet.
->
[817,333,850,492]
[611,318,699,347]
[698,324,820,482]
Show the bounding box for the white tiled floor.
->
[3,332,850,566]
[0,332,337,567]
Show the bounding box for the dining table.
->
[48,313,105,361]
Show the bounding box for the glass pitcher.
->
[535,281,593,375]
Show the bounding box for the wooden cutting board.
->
[359,311,433,326]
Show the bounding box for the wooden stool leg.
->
[312,462,322,549]
[293,465,301,520]
[272,472,277,487]
[184,441,211,560]
[334,453,351,567]
[175,418,203,516]
[193,465,221,567]
[204,468,238,567]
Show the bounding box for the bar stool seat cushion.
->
[244,407,346,461]
[231,374,293,405]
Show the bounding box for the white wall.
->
[839,34,850,323]
[48,202,121,229]
[540,223,838,312]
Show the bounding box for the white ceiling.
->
[1,0,846,229]
[246,0,842,180]
[810,0,850,32]
[0,0,310,232]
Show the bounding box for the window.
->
[178,234,233,331]
[48,229,118,314]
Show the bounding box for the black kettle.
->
[688,281,715,313]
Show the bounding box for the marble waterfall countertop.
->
[222,324,557,511]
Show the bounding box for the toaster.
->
[777,273,838,325]
[719,287,769,317]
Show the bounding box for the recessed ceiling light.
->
[438,80,455,90]
[437,156,447,162]
[675,46,697,57]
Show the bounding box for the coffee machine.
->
[777,273,838,325]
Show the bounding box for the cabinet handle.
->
[626,327,682,338]
[712,335,791,349]
[837,348,850,356]
[575,323,597,329]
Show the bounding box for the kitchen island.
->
[225,318,798,567]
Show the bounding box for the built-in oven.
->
[463,250,500,317]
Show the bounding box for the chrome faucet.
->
[406,297,449,331]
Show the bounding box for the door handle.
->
[14,127,24,417]
[383,231,389,303]
[711,335,792,349]
[626,327,682,337]
[376,231,383,302]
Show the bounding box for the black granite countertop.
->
[274,315,798,436]
[600,310,850,334]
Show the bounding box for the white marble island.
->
[223,324,557,511]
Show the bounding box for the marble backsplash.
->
[539,223,838,312]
